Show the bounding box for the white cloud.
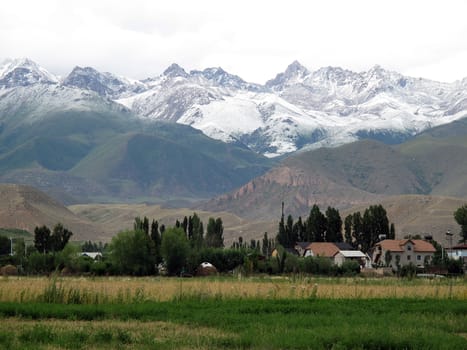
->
[1,0,466,83]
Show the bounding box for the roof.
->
[334,242,354,250]
[200,262,214,268]
[80,252,102,259]
[307,242,339,257]
[452,244,467,250]
[376,239,436,253]
[339,250,366,258]
[285,248,299,256]
[295,242,312,249]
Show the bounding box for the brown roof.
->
[452,244,467,250]
[377,239,436,253]
[308,242,339,257]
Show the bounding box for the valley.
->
[0,58,466,245]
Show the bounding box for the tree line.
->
[277,203,395,252]
[1,204,465,276]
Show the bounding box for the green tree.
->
[34,225,51,253]
[325,207,343,242]
[50,223,73,252]
[0,235,10,255]
[286,214,296,247]
[293,216,305,242]
[361,205,389,252]
[150,219,162,263]
[190,213,204,248]
[276,212,287,247]
[352,211,364,249]
[182,216,188,235]
[389,223,396,239]
[206,217,224,248]
[454,204,467,243]
[262,232,270,256]
[306,205,327,242]
[134,216,150,235]
[161,227,189,275]
[344,214,353,245]
[109,229,156,275]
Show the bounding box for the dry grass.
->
[0,276,466,303]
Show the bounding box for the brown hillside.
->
[199,163,382,220]
[342,195,466,244]
[0,184,111,242]
[69,203,276,246]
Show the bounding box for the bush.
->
[303,256,334,275]
[447,259,464,275]
[399,263,417,278]
[340,260,361,276]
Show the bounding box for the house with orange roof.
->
[371,239,436,270]
[303,242,370,268]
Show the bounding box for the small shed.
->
[335,250,370,268]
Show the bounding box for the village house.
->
[293,242,370,268]
[371,239,436,270]
[447,243,467,266]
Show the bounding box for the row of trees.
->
[109,214,225,275]
[343,205,395,252]
[1,203,465,277]
[277,204,393,252]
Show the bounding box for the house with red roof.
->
[295,242,370,268]
[371,239,436,270]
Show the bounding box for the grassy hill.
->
[397,117,467,198]
[200,117,467,223]
[0,100,273,203]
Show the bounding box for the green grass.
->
[0,298,465,349]
[0,228,32,238]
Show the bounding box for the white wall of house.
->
[377,245,433,271]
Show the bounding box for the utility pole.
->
[446,230,453,259]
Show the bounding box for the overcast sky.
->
[1,0,466,83]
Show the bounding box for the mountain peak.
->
[63,65,146,98]
[163,63,189,78]
[265,60,310,89]
[0,57,58,87]
[285,60,309,76]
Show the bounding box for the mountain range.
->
[199,117,467,221]
[0,57,466,218]
[2,58,466,157]
[0,58,272,203]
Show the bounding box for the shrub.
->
[399,263,417,278]
[340,260,361,276]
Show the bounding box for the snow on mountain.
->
[0,83,128,126]
[62,66,147,99]
[117,61,467,156]
[1,58,466,157]
[0,58,59,88]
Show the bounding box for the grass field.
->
[0,276,466,349]
[1,276,467,303]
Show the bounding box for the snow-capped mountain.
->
[1,58,466,157]
[0,58,59,88]
[62,66,147,99]
[118,61,467,156]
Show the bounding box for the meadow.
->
[0,276,466,349]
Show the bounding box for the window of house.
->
[407,245,412,251]
[407,255,411,261]
[417,255,421,261]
